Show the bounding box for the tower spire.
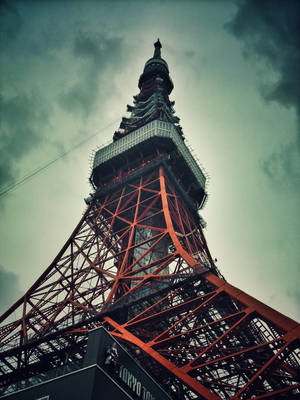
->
[153,38,162,58]
[113,40,178,142]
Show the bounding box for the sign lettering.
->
[119,365,155,400]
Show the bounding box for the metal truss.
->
[0,165,299,399]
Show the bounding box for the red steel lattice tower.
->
[0,40,299,399]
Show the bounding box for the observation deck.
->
[91,120,207,209]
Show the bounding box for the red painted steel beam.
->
[106,316,221,400]
[206,273,299,333]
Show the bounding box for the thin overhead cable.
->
[0,119,118,198]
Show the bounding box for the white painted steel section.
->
[93,120,206,189]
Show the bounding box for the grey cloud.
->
[261,140,300,189]
[0,264,21,315]
[286,286,300,320]
[184,50,195,58]
[226,0,300,188]
[58,33,124,117]
[287,287,300,302]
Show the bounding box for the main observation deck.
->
[91,120,207,210]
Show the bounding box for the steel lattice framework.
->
[0,40,299,399]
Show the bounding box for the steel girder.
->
[0,165,299,399]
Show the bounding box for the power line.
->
[0,119,118,198]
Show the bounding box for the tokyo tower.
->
[0,40,299,400]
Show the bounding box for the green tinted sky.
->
[0,0,299,320]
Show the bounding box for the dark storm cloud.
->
[0,1,54,194]
[227,0,300,188]
[0,93,51,190]
[59,33,123,117]
[0,0,22,48]
[0,0,126,198]
[0,264,21,315]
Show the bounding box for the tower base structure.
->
[1,328,171,400]
[0,162,299,400]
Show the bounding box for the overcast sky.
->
[0,0,299,321]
